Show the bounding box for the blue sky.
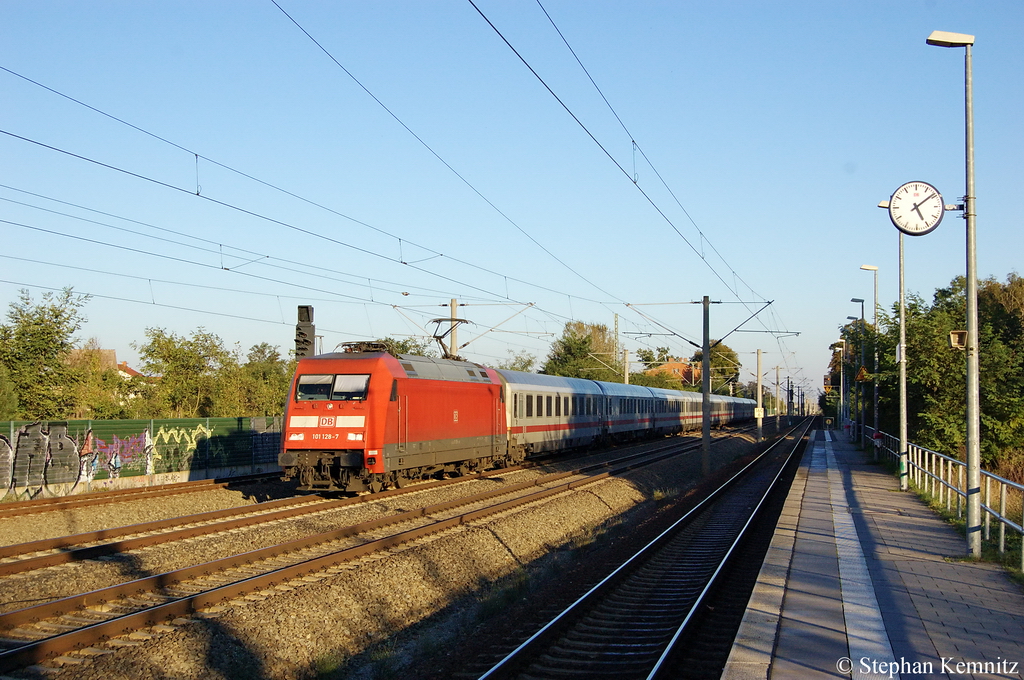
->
[2,1,1021,402]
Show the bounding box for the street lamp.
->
[833,339,846,434]
[927,29,981,558]
[860,265,880,459]
[851,298,866,447]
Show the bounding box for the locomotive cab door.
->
[389,379,407,453]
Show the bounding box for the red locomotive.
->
[279,343,755,492]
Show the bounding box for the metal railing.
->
[852,421,1024,570]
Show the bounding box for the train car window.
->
[513,393,518,418]
[546,395,552,417]
[564,396,569,416]
[390,380,398,402]
[296,374,333,401]
[331,374,371,401]
[526,394,533,417]
[555,395,561,417]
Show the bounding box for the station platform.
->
[723,430,1024,679]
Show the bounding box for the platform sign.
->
[754,408,764,419]
[825,417,834,428]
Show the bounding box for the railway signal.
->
[295,305,315,358]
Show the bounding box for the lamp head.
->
[860,264,878,272]
[851,298,865,304]
[927,30,975,47]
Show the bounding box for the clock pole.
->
[879,180,946,492]
[898,231,908,491]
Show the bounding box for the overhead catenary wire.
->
[0,188,492,302]
[0,65,610,307]
[1,21,808,378]
[2,42,709,365]
[490,1,801,370]
[268,1,622,305]
[0,277,366,337]
[0,127,554,307]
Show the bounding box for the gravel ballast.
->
[10,428,772,680]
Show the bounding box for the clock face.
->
[888,181,944,236]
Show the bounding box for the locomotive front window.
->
[331,374,371,401]
[296,374,333,401]
[296,374,371,401]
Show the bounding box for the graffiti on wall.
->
[0,423,158,501]
[1,419,279,501]
[151,423,212,473]
[1,423,92,500]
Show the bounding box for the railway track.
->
[0,472,281,519]
[0,425,758,577]
[0,427,752,674]
[475,418,811,680]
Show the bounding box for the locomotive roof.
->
[300,352,495,384]
[395,354,494,383]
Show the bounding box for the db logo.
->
[319,416,335,427]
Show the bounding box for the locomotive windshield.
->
[295,374,371,401]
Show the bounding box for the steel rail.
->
[0,425,754,574]
[645,418,812,678]
[0,472,280,518]
[0,430,736,672]
[477,418,810,680]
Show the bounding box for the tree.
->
[0,288,89,419]
[636,347,679,371]
[833,273,1024,473]
[239,343,293,417]
[0,363,18,420]
[541,321,621,382]
[67,339,132,419]
[496,350,537,373]
[690,341,741,394]
[628,371,681,389]
[135,327,234,418]
[374,336,437,357]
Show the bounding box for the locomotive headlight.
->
[347,432,364,441]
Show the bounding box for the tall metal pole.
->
[701,296,711,476]
[838,341,846,436]
[786,377,792,424]
[964,42,981,556]
[862,265,880,460]
[873,270,879,449]
[927,29,980,557]
[774,366,780,430]
[756,349,763,442]
[852,298,866,447]
[899,233,909,491]
[450,298,458,358]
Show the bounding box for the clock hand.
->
[911,192,938,221]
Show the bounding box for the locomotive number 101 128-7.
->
[312,433,340,440]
